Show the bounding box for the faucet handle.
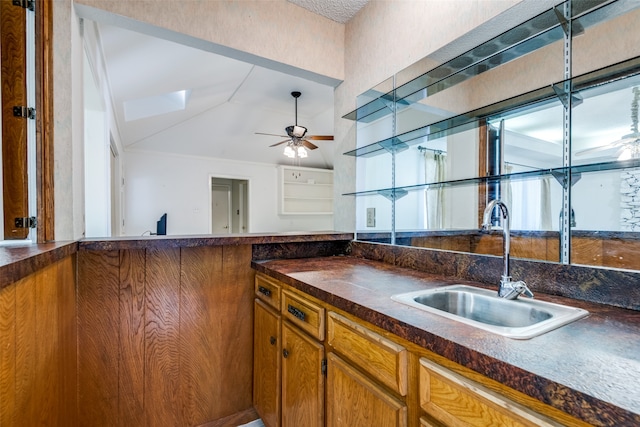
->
[513,281,534,298]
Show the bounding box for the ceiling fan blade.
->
[302,140,319,150]
[307,135,334,141]
[256,132,288,138]
[269,140,290,147]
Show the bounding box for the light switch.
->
[366,208,376,227]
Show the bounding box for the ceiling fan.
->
[256,91,333,158]
[576,86,640,160]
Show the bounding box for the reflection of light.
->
[618,147,632,160]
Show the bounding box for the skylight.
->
[123,89,191,121]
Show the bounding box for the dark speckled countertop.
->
[253,255,640,426]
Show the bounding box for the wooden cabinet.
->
[254,299,281,427]
[281,321,325,427]
[255,273,282,310]
[279,165,333,215]
[253,273,325,427]
[419,358,561,427]
[254,273,582,427]
[282,289,325,341]
[326,352,407,427]
[326,311,408,427]
[327,311,407,397]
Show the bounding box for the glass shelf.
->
[342,0,620,125]
[345,56,640,159]
[343,158,640,197]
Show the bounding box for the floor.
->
[238,419,265,427]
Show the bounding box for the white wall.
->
[54,0,86,241]
[124,150,334,236]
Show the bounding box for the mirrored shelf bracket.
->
[377,189,408,201]
[551,170,581,189]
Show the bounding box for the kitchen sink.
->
[391,285,588,339]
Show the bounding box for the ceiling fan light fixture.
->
[283,145,296,158]
[286,125,308,138]
[297,146,308,158]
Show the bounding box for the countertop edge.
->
[78,231,354,250]
[0,241,78,289]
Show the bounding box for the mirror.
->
[349,0,640,271]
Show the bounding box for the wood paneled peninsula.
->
[1,232,638,426]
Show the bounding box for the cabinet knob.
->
[270,336,276,346]
[282,349,289,358]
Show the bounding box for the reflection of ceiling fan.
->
[577,87,640,160]
[256,91,333,158]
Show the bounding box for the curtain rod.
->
[417,145,446,155]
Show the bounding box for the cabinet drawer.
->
[255,273,282,310]
[327,311,407,396]
[281,289,325,341]
[419,358,559,427]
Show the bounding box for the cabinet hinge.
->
[321,358,327,377]
[13,106,36,120]
[15,216,37,229]
[12,0,34,11]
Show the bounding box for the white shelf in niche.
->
[278,165,334,215]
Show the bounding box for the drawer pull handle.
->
[283,349,289,358]
[258,286,271,297]
[288,304,306,322]
[270,336,276,346]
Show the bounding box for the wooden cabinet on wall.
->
[253,273,590,427]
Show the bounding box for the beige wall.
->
[74,0,345,84]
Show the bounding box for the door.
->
[281,321,324,427]
[1,1,29,239]
[211,184,231,233]
[254,299,281,427]
[326,352,407,427]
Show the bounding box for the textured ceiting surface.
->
[288,0,368,24]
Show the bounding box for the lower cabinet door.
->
[253,299,281,427]
[326,352,407,427]
[281,321,324,427]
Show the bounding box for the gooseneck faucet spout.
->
[481,199,533,300]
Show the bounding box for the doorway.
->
[211,177,249,234]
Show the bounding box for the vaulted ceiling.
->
[95,1,369,170]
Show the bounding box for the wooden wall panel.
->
[217,245,254,415]
[78,250,120,425]
[0,255,77,426]
[572,237,603,266]
[58,256,77,425]
[0,277,17,425]
[15,266,37,426]
[76,245,256,426]
[145,248,182,426]
[119,249,146,425]
[34,262,60,425]
[602,239,640,270]
[180,245,224,425]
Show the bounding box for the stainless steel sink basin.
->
[391,285,588,339]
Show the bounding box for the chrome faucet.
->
[481,199,533,300]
